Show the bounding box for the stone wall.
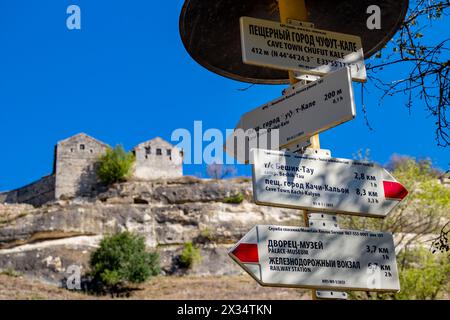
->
[133,137,183,180]
[16,175,55,207]
[0,192,15,204]
[55,134,109,200]
[0,175,55,207]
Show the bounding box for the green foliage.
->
[344,155,450,300]
[90,232,160,288]
[341,155,449,235]
[223,193,244,204]
[352,248,450,300]
[394,249,450,300]
[180,242,202,268]
[0,268,22,278]
[200,228,214,241]
[97,145,135,185]
[386,156,449,228]
[195,228,218,244]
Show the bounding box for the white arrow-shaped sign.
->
[252,148,408,218]
[225,67,356,164]
[230,225,400,292]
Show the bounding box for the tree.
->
[206,162,237,179]
[90,232,160,292]
[431,170,450,253]
[351,248,450,300]
[97,145,135,185]
[431,220,450,253]
[342,155,449,250]
[366,0,450,146]
[342,155,450,299]
[395,248,450,300]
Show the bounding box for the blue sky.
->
[0,1,448,191]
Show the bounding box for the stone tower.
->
[133,137,183,180]
[54,133,110,199]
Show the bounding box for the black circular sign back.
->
[179,0,409,84]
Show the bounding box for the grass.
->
[0,274,310,300]
[0,268,22,278]
[223,193,244,204]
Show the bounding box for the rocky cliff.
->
[0,177,302,285]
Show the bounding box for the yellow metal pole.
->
[278,0,308,84]
[277,0,320,149]
[278,0,320,300]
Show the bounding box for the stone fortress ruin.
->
[0,133,183,207]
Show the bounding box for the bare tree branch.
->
[367,0,450,146]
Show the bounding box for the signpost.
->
[251,148,408,218]
[240,16,367,82]
[180,0,410,300]
[225,67,356,163]
[229,225,400,292]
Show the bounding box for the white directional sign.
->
[225,67,356,164]
[240,16,367,82]
[252,148,408,218]
[230,225,400,292]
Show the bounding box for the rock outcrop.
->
[0,177,302,285]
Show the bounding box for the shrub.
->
[341,156,450,300]
[97,145,135,185]
[350,248,450,300]
[196,228,216,244]
[394,248,450,300]
[90,232,160,289]
[180,242,202,268]
[223,193,244,204]
[200,228,214,241]
[340,156,449,240]
[0,268,22,278]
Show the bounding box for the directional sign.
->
[225,67,355,164]
[240,16,367,82]
[230,225,400,292]
[252,148,408,218]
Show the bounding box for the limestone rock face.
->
[0,204,35,223]
[0,177,301,284]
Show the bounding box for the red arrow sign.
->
[231,243,259,264]
[383,181,408,200]
[251,149,409,218]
